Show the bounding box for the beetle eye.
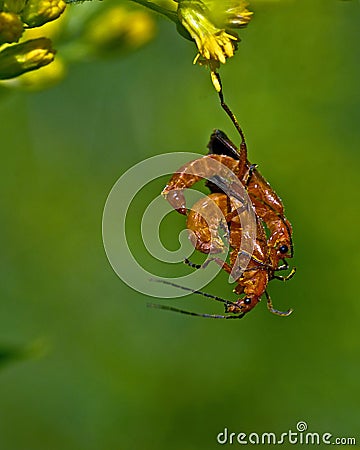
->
[244,298,252,305]
[279,244,289,254]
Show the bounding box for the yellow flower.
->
[178,1,239,65]
[0,11,24,44]
[177,0,253,90]
[0,37,55,79]
[21,0,66,28]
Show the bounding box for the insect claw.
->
[268,307,294,317]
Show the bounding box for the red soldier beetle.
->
[151,72,295,319]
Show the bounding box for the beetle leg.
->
[265,290,293,316]
[215,71,246,146]
[273,266,296,281]
[275,259,289,271]
[244,163,258,186]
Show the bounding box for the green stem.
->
[129,0,178,23]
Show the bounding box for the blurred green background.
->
[1,0,359,449]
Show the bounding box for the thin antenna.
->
[149,278,239,309]
[214,71,246,145]
[147,303,245,320]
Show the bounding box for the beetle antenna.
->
[214,71,246,145]
[147,303,245,319]
[149,278,239,309]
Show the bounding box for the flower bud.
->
[0,54,65,89]
[0,37,55,79]
[0,11,23,44]
[21,0,66,28]
[85,6,156,55]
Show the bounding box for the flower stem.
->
[129,0,178,23]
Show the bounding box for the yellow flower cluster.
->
[179,4,238,65]
[176,0,253,89]
[0,2,157,89]
[0,0,253,90]
[0,0,65,80]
